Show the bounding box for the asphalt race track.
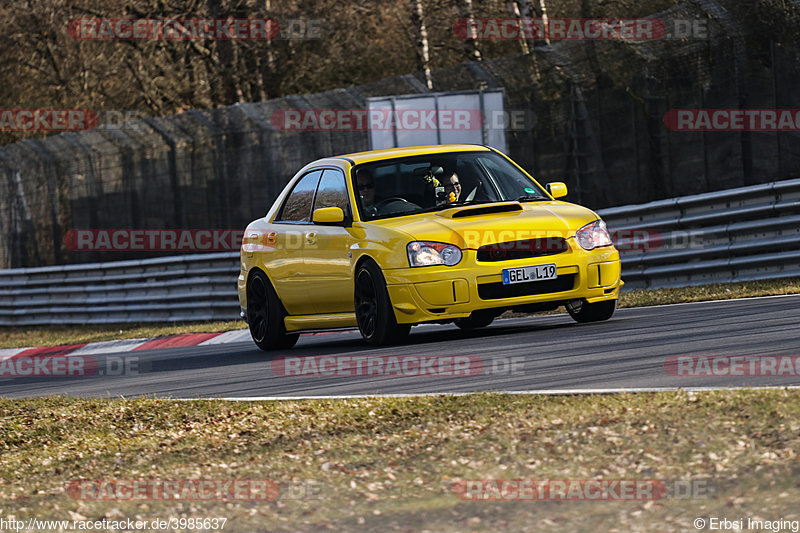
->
[2,295,800,399]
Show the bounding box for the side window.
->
[313,169,350,217]
[276,170,322,222]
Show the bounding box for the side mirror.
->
[546,182,568,199]
[312,207,345,224]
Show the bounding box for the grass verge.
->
[1,390,798,532]
[618,277,800,308]
[2,277,800,349]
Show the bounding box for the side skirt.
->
[284,313,358,333]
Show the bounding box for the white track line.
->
[198,330,251,345]
[616,292,800,310]
[0,347,31,360]
[171,385,800,401]
[70,338,149,355]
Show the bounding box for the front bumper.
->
[383,246,622,324]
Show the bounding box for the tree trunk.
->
[458,0,482,62]
[516,0,549,48]
[207,0,240,105]
[411,0,433,90]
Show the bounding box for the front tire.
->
[354,261,411,346]
[246,270,299,351]
[566,299,616,323]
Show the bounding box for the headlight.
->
[575,219,613,250]
[407,241,462,267]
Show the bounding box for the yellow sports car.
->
[238,145,622,349]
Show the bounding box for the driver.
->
[357,168,378,216]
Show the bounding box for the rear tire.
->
[354,261,411,346]
[566,299,616,323]
[246,270,299,351]
[454,310,496,330]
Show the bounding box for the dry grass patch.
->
[1,390,798,532]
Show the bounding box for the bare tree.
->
[458,0,482,62]
[410,0,433,89]
[515,0,549,49]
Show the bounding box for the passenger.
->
[442,169,462,203]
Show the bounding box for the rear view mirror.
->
[412,165,443,177]
[546,182,568,199]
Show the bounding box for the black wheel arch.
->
[246,267,288,313]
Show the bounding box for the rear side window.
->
[314,169,350,217]
[276,170,322,222]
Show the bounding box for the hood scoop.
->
[447,203,523,219]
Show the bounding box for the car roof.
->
[336,144,492,165]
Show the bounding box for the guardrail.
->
[1,177,799,325]
[0,252,239,325]
[598,177,800,290]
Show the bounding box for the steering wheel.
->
[372,197,421,215]
[374,197,411,209]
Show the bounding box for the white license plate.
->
[502,263,557,285]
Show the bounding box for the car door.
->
[303,168,358,315]
[267,169,322,316]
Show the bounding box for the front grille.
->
[476,237,568,262]
[478,274,576,300]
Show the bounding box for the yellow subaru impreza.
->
[238,145,622,349]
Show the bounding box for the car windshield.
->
[352,151,548,221]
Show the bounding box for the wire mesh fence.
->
[2,1,800,268]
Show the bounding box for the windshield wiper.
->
[410,200,494,215]
[516,195,546,202]
[452,200,494,207]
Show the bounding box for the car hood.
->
[371,201,599,249]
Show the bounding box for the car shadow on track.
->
[150,315,621,371]
[0,317,619,393]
